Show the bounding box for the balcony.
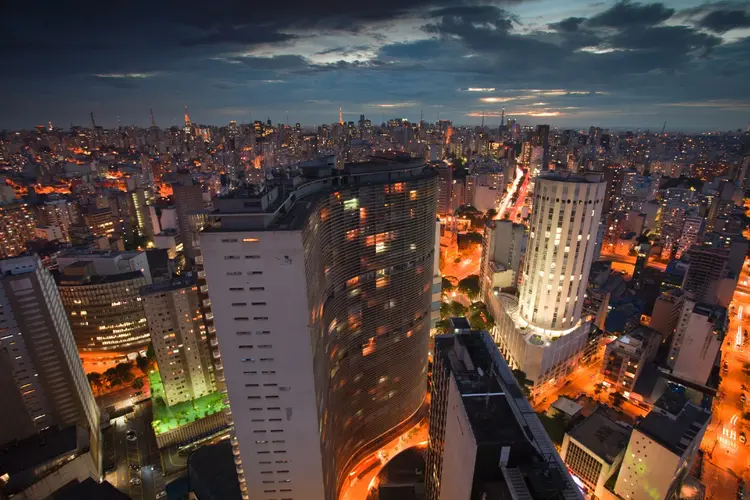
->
[210,337,219,347]
[203,298,211,307]
[212,350,221,359]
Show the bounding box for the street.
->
[104,401,168,500]
[699,217,750,497]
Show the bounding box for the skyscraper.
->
[200,156,437,500]
[491,173,606,396]
[0,202,37,258]
[519,173,606,331]
[173,172,205,263]
[0,255,100,466]
[425,330,580,499]
[141,276,216,406]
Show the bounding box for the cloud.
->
[587,1,675,28]
[698,9,750,33]
[93,73,157,79]
[548,17,586,33]
[365,102,418,108]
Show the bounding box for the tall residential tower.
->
[490,173,606,396]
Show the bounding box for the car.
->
[156,492,167,499]
[129,478,142,485]
[127,433,137,442]
[740,432,747,444]
[743,384,747,391]
[130,464,140,471]
[741,394,747,403]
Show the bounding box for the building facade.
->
[200,157,437,500]
[0,256,99,467]
[668,300,726,386]
[141,276,215,406]
[425,331,580,500]
[0,202,37,258]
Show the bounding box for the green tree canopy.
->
[132,377,144,390]
[458,275,480,300]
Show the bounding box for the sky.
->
[2,0,750,131]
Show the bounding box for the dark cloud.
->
[0,0,749,130]
[587,1,675,27]
[698,9,750,33]
[548,17,586,33]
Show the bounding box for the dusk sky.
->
[2,0,750,131]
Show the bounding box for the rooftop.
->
[538,171,605,184]
[639,395,710,456]
[568,409,631,464]
[0,425,78,476]
[141,274,196,296]
[55,269,145,287]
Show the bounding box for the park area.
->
[149,370,226,436]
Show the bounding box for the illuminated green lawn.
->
[149,370,226,435]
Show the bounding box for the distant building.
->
[56,263,150,353]
[173,175,205,263]
[683,246,733,307]
[426,331,580,500]
[668,300,727,386]
[141,276,215,406]
[602,326,661,394]
[0,202,37,258]
[649,289,686,337]
[561,409,630,499]
[614,393,710,500]
[479,220,526,299]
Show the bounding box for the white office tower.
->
[489,173,606,397]
[201,157,437,500]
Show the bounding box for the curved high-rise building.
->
[519,174,606,334]
[490,173,606,398]
[200,156,437,500]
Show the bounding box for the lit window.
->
[344,198,359,211]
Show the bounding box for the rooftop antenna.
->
[481,111,485,128]
[501,108,505,127]
[150,107,156,127]
[339,107,344,125]
[90,111,96,130]
[661,121,667,135]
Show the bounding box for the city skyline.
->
[2,0,750,131]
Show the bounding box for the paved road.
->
[104,401,167,500]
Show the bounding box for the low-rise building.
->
[602,326,661,394]
[614,393,710,500]
[561,409,630,499]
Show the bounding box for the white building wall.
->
[671,303,721,385]
[520,176,605,332]
[201,231,326,500]
[614,429,681,500]
[438,375,477,500]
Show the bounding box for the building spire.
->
[339,107,344,125]
[150,107,156,127]
[184,105,192,127]
[500,107,505,126]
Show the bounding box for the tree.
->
[136,355,150,375]
[87,372,103,393]
[104,367,122,388]
[435,319,452,334]
[132,378,144,390]
[449,301,467,318]
[468,301,495,331]
[458,275,480,300]
[440,302,451,319]
[484,208,498,222]
[146,342,156,362]
[457,231,483,250]
[115,362,135,383]
[512,369,532,397]
[611,392,625,408]
[441,277,454,294]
